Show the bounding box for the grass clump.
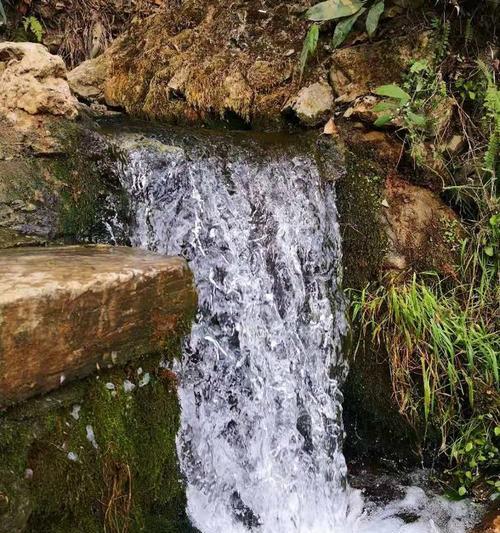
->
[351,191,499,497]
[351,245,498,496]
[348,0,499,496]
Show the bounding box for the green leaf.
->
[406,111,427,126]
[299,23,320,78]
[332,7,366,48]
[306,0,364,21]
[484,245,494,257]
[0,0,6,25]
[495,426,500,437]
[465,442,474,452]
[23,16,44,43]
[374,114,393,127]
[373,101,397,112]
[458,486,467,497]
[410,59,429,73]
[366,1,384,37]
[374,84,411,104]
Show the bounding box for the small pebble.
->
[139,373,151,388]
[70,404,81,420]
[86,425,98,449]
[123,380,136,393]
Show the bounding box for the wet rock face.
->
[0,158,60,239]
[0,121,129,245]
[0,245,197,407]
[0,43,129,246]
[0,352,193,533]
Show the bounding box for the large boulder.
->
[0,42,77,120]
[67,2,308,125]
[0,245,196,407]
[381,175,461,273]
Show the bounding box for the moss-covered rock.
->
[335,120,463,463]
[0,347,196,533]
[49,120,130,244]
[68,1,312,128]
[336,138,417,461]
[0,117,129,245]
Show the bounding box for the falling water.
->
[116,126,480,533]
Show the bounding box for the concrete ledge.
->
[0,245,196,407]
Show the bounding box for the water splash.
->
[116,128,480,533]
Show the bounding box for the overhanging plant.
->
[299,0,387,77]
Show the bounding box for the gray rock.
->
[284,81,334,126]
[67,53,109,102]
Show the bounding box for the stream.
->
[115,125,481,533]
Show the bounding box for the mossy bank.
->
[0,342,197,533]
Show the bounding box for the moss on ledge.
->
[336,146,417,463]
[0,118,129,247]
[0,339,195,533]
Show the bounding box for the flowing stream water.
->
[115,126,480,533]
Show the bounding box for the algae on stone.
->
[0,347,195,533]
[0,118,130,245]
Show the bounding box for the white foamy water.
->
[117,128,480,533]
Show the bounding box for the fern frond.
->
[23,16,44,43]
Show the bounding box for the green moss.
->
[336,148,417,463]
[48,123,130,244]
[0,119,129,246]
[336,150,387,291]
[0,345,195,533]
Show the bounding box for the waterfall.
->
[116,126,480,533]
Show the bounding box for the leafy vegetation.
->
[351,249,499,497]
[350,27,499,495]
[372,83,427,128]
[300,0,387,76]
[23,15,43,42]
[300,23,320,79]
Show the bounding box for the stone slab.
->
[0,245,196,407]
